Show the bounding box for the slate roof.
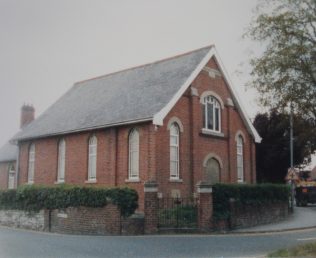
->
[13,46,212,141]
[0,142,18,163]
[13,45,261,143]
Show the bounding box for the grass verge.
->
[268,242,316,257]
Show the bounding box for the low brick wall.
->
[0,205,145,235]
[229,201,289,229]
[0,209,45,231]
[48,204,121,235]
[121,213,144,235]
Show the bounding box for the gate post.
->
[196,182,213,232]
[144,181,158,234]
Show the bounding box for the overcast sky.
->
[0,0,262,147]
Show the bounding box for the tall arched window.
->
[205,158,220,184]
[88,135,97,181]
[202,96,221,132]
[237,135,244,182]
[170,123,180,179]
[28,143,35,184]
[129,129,139,180]
[57,139,66,183]
[8,163,15,189]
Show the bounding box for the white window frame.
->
[88,135,97,181]
[170,123,180,180]
[28,143,35,184]
[57,139,66,183]
[128,129,139,180]
[237,136,244,182]
[202,95,221,133]
[8,163,15,189]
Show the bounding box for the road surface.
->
[0,226,316,257]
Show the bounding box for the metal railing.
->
[158,197,198,229]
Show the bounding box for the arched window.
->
[57,139,66,183]
[8,163,15,189]
[170,123,180,179]
[237,135,244,182]
[202,95,221,132]
[205,158,220,184]
[28,143,35,184]
[88,135,97,181]
[129,129,139,180]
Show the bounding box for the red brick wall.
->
[48,204,121,235]
[0,163,9,189]
[18,124,153,211]
[20,105,35,128]
[154,57,256,198]
[0,205,143,235]
[229,201,289,229]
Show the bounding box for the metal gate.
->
[158,197,198,230]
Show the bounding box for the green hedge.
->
[212,183,290,220]
[0,185,138,217]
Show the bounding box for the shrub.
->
[212,183,290,220]
[0,189,19,210]
[0,185,138,217]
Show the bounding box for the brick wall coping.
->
[196,182,213,193]
[144,181,158,193]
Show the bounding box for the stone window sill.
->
[54,180,65,184]
[201,129,225,138]
[169,178,183,183]
[125,179,141,183]
[85,179,97,184]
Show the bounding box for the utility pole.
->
[290,105,294,168]
[289,104,294,211]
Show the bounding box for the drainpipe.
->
[15,143,21,189]
[189,93,194,194]
[289,104,294,211]
[114,128,118,186]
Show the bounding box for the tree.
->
[245,0,316,120]
[254,109,316,183]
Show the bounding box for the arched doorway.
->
[204,158,220,184]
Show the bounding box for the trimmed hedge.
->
[212,183,290,220]
[0,185,138,217]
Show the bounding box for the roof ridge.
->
[74,44,214,85]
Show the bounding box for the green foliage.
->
[106,187,139,217]
[0,185,138,217]
[212,183,290,220]
[245,0,316,120]
[158,205,197,228]
[0,189,19,210]
[268,242,316,257]
[254,110,316,183]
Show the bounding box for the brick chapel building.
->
[11,45,261,210]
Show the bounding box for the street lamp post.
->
[289,104,295,211]
[290,105,294,169]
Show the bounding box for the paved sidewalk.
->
[233,205,316,233]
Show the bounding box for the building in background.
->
[0,104,35,189]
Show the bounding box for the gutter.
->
[15,147,20,189]
[12,117,153,143]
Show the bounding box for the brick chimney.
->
[20,104,35,128]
